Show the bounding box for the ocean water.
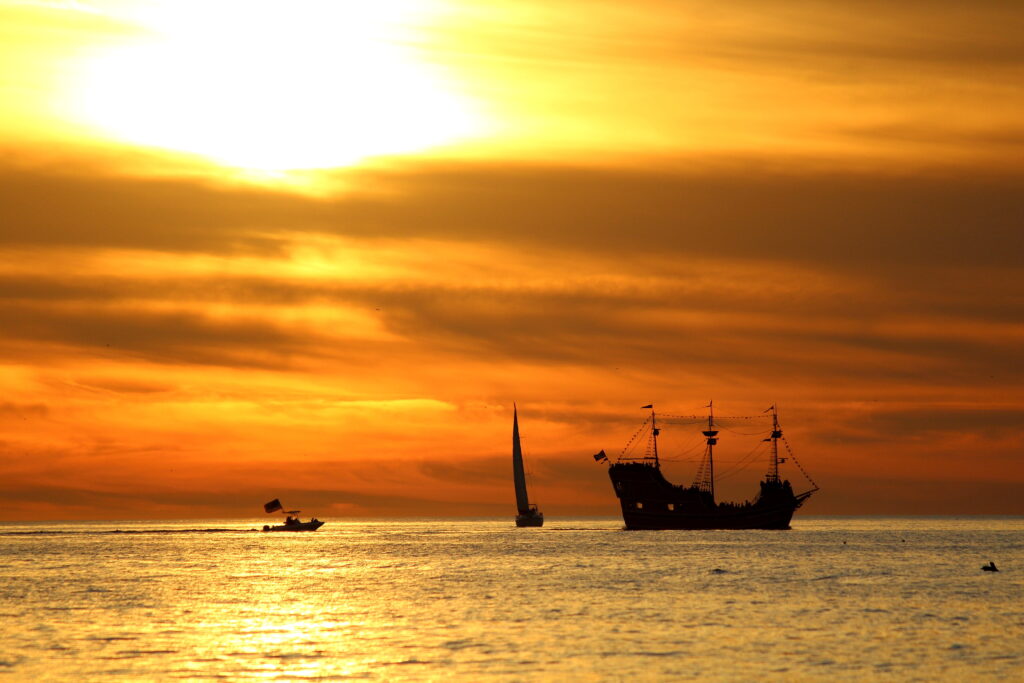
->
[0,517,1021,681]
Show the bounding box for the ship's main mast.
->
[768,405,782,483]
[702,401,718,500]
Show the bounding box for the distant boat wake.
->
[0,528,257,536]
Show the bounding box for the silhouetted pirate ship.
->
[595,404,817,530]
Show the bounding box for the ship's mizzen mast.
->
[650,407,660,466]
[511,404,531,514]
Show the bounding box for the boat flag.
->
[593,450,608,462]
[641,404,653,409]
[263,498,283,514]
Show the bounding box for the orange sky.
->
[1,0,1023,519]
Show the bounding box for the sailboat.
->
[512,405,544,527]
[598,403,817,530]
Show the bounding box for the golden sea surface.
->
[1,517,1021,680]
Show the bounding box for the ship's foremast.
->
[767,404,782,484]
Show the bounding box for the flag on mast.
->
[263,498,283,514]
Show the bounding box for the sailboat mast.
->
[511,404,531,514]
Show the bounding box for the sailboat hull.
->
[515,511,544,527]
[609,462,812,530]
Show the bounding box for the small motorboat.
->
[262,515,324,532]
[261,498,324,531]
[981,561,999,572]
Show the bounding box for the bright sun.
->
[72,0,485,171]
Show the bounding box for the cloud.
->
[69,377,175,394]
[1,269,1019,390]
[0,481,514,519]
[0,300,322,368]
[0,401,49,418]
[340,163,1024,271]
[816,475,1024,515]
[0,158,1021,389]
[13,161,1024,365]
[3,159,1023,273]
[0,164,295,253]
[7,446,1020,518]
[854,407,1024,439]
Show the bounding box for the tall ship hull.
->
[597,404,817,531]
[609,462,812,530]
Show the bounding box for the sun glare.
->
[70,0,486,171]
